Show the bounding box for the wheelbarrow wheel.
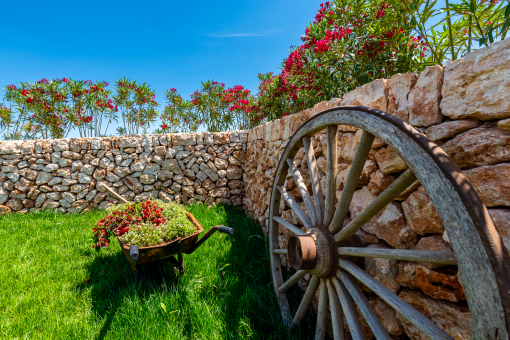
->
[268,106,510,339]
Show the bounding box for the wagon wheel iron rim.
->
[268,106,510,340]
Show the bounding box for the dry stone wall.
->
[243,38,510,339]
[0,131,247,214]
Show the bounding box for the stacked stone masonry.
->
[243,38,510,340]
[1,37,509,340]
[0,131,247,214]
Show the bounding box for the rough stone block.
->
[407,65,444,127]
[441,38,510,120]
[341,78,388,111]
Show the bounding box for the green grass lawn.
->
[0,204,315,339]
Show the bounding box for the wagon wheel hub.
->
[287,226,338,278]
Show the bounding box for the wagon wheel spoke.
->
[338,247,457,265]
[324,125,338,226]
[337,269,391,340]
[278,269,309,293]
[315,279,329,340]
[339,259,455,340]
[293,275,321,326]
[273,216,305,235]
[303,136,325,226]
[273,249,288,255]
[277,185,313,230]
[326,278,345,340]
[330,130,375,234]
[287,158,318,226]
[334,169,417,243]
[332,276,366,339]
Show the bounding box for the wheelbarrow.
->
[101,184,234,279]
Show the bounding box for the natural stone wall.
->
[0,131,247,214]
[243,38,510,339]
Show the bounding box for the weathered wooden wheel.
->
[268,106,510,339]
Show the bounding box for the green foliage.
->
[114,78,159,136]
[402,0,510,64]
[158,81,257,133]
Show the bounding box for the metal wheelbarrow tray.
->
[102,183,234,278]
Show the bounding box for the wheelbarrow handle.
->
[185,225,234,254]
[218,226,234,235]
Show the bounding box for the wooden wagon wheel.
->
[268,106,510,339]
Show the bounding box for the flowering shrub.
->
[251,0,428,124]
[92,199,196,248]
[249,0,509,125]
[158,80,258,133]
[114,78,159,136]
[1,77,155,140]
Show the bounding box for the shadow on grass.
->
[216,206,316,339]
[77,246,182,340]
[78,204,316,339]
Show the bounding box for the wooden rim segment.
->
[268,105,510,339]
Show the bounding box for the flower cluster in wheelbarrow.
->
[92,199,196,248]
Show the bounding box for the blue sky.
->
[0,0,324,136]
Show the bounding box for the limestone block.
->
[52,139,70,152]
[199,163,218,181]
[36,172,53,185]
[415,235,453,269]
[214,132,230,144]
[21,141,35,155]
[442,127,510,169]
[78,173,92,184]
[163,159,183,175]
[336,160,377,190]
[387,72,418,122]
[80,164,95,175]
[226,165,242,180]
[209,187,229,198]
[488,209,510,252]
[119,136,142,149]
[398,289,471,340]
[270,119,281,141]
[441,38,510,120]
[407,65,444,127]
[0,188,8,205]
[0,205,11,214]
[341,78,388,111]
[0,141,22,155]
[499,118,510,131]
[350,186,416,248]
[367,170,395,196]
[402,186,444,235]
[374,146,407,173]
[365,244,400,293]
[397,263,465,302]
[263,121,273,142]
[424,119,480,142]
[463,163,510,207]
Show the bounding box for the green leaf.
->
[505,3,510,17]
[160,302,167,313]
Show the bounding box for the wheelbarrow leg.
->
[135,264,143,282]
[168,254,185,274]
